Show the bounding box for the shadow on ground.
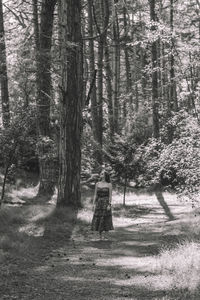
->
[1,186,199,299]
[11,215,198,300]
[0,199,79,300]
[112,204,154,218]
[155,191,175,221]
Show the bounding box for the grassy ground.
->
[0,183,200,299]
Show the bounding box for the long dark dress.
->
[91,186,114,233]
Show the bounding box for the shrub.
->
[135,111,200,199]
[0,107,38,173]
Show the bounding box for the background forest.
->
[0,0,199,206]
[1,1,200,299]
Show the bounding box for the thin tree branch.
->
[85,69,97,106]
[3,3,27,28]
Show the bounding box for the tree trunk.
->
[123,172,127,207]
[87,0,102,168]
[123,6,132,125]
[95,0,107,163]
[169,0,178,113]
[0,0,10,128]
[149,0,159,138]
[33,0,57,196]
[124,46,132,102]
[97,38,103,149]
[132,25,139,113]
[160,37,169,114]
[104,39,114,137]
[57,0,83,207]
[112,1,120,133]
[139,13,148,104]
[92,0,110,164]
[0,142,18,207]
[87,0,99,144]
[37,0,57,137]
[82,11,88,107]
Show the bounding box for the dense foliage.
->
[0,108,37,175]
[0,0,199,203]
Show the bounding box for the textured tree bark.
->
[112,0,120,133]
[36,0,57,137]
[87,0,102,166]
[87,0,99,142]
[139,13,148,104]
[132,26,139,113]
[189,51,199,115]
[96,37,103,149]
[160,37,168,112]
[32,0,40,59]
[104,39,114,137]
[0,142,18,207]
[157,39,162,104]
[169,0,178,113]
[158,0,170,116]
[92,0,109,164]
[57,0,83,207]
[149,0,160,138]
[124,46,132,99]
[81,12,88,107]
[33,0,57,196]
[0,0,10,128]
[123,6,132,123]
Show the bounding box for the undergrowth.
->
[150,212,200,297]
[157,241,200,289]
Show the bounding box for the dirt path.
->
[1,189,195,300]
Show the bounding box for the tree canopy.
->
[0,0,199,205]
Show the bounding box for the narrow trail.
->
[1,189,195,300]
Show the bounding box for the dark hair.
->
[104,171,110,183]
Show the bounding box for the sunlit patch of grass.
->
[1,182,39,205]
[111,241,200,298]
[139,213,200,295]
[0,168,38,204]
[163,212,200,245]
[8,184,39,201]
[77,208,93,227]
[113,204,152,218]
[155,241,200,292]
[146,241,200,299]
[112,187,160,207]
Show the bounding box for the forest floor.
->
[1,183,200,300]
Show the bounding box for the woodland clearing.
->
[1,184,200,300]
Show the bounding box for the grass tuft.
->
[155,241,200,292]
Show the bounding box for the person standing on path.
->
[91,171,114,240]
